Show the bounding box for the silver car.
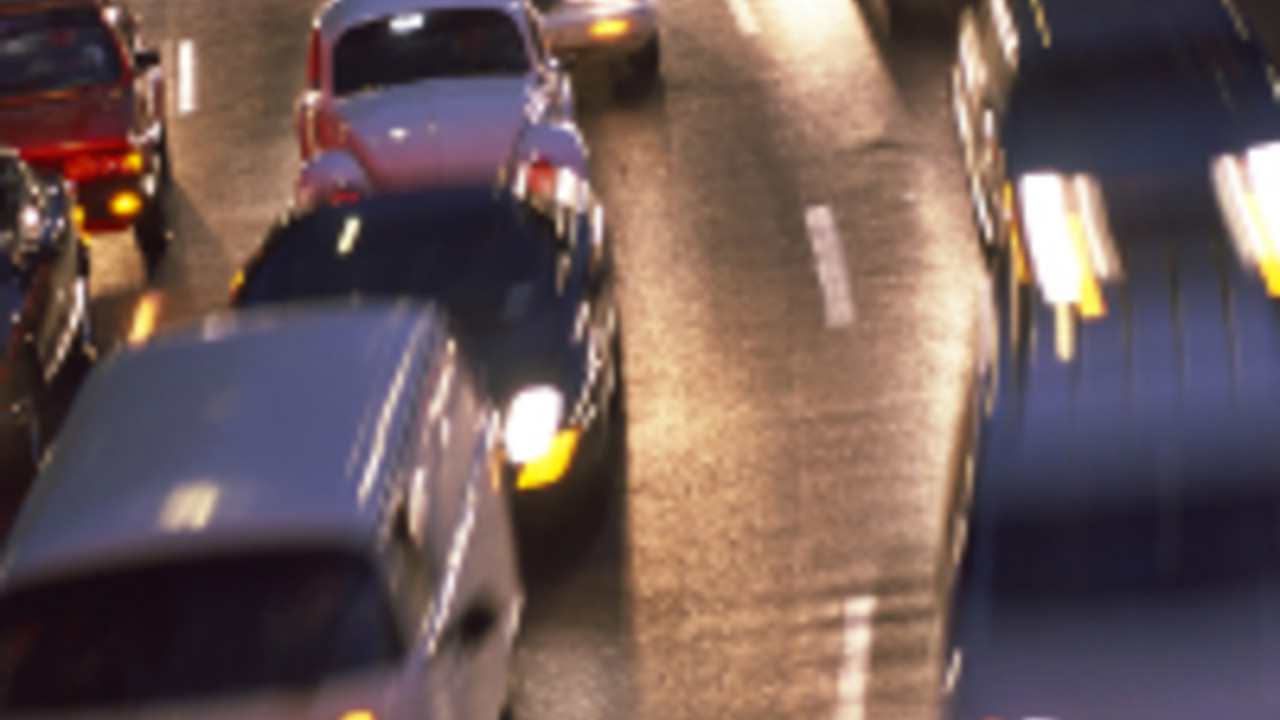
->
[536,0,660,89]
[296,0,590,206]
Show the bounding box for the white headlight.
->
[1212,142,1280,288]
[503,386,564,464]
[1017,171,1117,315]
[1019,173,1086,305]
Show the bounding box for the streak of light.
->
[336,215,361,256]
[1029,0,1052,48]
[1055,303,1076,363]
[835,595,877,720]
[158,481,220,532]
[724,0,761,36]
[805,205,856,329]
[127,290,163,346]
[178,39,197,116]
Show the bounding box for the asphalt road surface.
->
[65,2,984,719]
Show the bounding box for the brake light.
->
[524,159,557,199]
[63,150,145,182]
[328,188,362,206]
[306,26,322,90]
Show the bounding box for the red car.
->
[0,0,169,274]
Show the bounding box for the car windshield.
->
[0,9,124,99]
[1005,26,1280,175]
[333,9,530,96]
[236,191,554,326]
[0,547,403,711]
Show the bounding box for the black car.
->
[231,181,624,529]
[0,149,95,462]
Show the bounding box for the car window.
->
[0,9,124,99]
[0,547,404,711]
[236,194,555,332]
[333,9,530,96]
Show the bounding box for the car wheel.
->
[135,204,168,279]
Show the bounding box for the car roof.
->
[316,0,527,43]
[0,303,445,587]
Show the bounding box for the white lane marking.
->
[805,205,856,328]
[177,39,196,116]
[724,0,762,36]
[835,595,877,720]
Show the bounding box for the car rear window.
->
[236,191,553,321]
[333,9,530,96]
[0,8,124,98]
[0,547,404,711]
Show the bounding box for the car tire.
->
[135,202,168,279]
[135,131,173,278]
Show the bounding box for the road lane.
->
[71,3,983,720]
[574,1,979,718]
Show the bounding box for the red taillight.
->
[307,26,322,90]
[315,109,342,150]
[328,188,362,206]
[525,159,558,199]
[63,150,145,182]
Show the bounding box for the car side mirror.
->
[134,48,161,72]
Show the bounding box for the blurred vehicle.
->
[0,149,93,460]
[943,202,1280,719]
[296,0,589,206]
[0,0,170,274]
[231,177,623,529]
[940,4,1280,704]
[534,0,660,91]
[952,0,1280,281]
[0,304,523,720]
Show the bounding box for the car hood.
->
[0,84,133,154]
[3,667,404,720]
[451,280,580,406]
[335,78,534,191]
[952,587,1280,719]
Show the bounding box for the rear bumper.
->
[545,1,659,57]
[74,175,152,232]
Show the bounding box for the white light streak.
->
[724,0,761,36]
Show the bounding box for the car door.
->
[19,171,82,384]
[414,343,518,720]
